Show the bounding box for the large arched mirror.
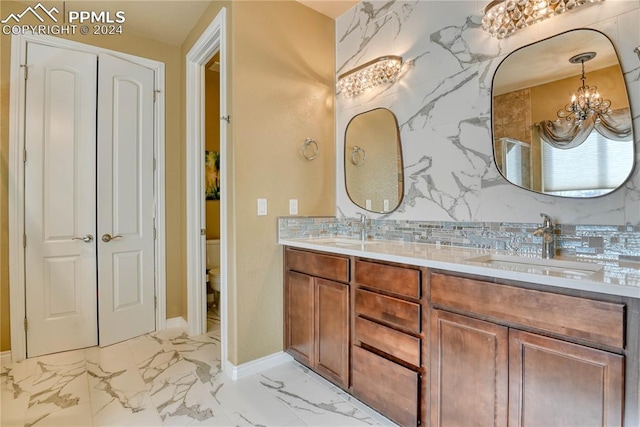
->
[492,29,634,198]
[344,108,404,213]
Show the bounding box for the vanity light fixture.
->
[557,52,612,127]
[482,0,605,39]
[336,56,403,98]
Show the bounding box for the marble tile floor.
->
[1,313,397,427]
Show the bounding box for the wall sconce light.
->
[482,0,605,39]
[336,56,403,98]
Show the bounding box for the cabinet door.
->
[285,271,314,366]
[509,330,624,427]
[430,310,508,427]
[315,278,350,387]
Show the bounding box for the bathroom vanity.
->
[282,238,640,427]
[312,14,640,427]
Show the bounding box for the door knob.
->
[102,233,123,242]
[72,234,94,243]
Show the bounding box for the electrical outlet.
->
[289,199,298,215]
[257,198,267,216]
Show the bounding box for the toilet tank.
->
[206,239,220,269]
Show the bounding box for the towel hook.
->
[301,138,319,160]
[351,145,366,165]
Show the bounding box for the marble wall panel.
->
[336,0,640,226]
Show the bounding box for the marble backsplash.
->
[278,216,640,261]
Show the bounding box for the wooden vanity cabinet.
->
[352,259,424,427]
[429,272,626,427]
[284,246,635,426]
[284,248,350,388]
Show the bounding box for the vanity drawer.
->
[430,272,625,349]
[355,316,421,367]
[352,345,419,427]
[285,248,349,283]
[355,289,421,334]
[355,260,421,299]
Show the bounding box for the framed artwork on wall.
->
[205,151,220,200]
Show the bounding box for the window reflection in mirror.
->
[492,29,634,198]
[344,108,404,213]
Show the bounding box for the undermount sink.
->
[465,254,603,277]
[310,238,378,247]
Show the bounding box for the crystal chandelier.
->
[557,52,612,127]
[482,0,605,39]
[336,56,403,98]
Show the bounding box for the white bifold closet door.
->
[24,43,99,357]
[24,42,155,357]
[97,54,156,347]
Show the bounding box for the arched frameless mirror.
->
[344,108,404,213]
[492,29,634,198]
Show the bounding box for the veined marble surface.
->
[1,314,396,427]
[335,1,640,226]
[280,237,640,298]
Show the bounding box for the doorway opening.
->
[185,8,228,371]
[204,53,221,331]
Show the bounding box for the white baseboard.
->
[0,350,12,365]
[165,317,188,331]
[224,351,293,381]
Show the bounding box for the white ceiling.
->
[296,0,358,19]
[26,1,358,46]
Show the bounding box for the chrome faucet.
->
[533,213,556,259]
[356,212,369,242]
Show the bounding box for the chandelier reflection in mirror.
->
[482,0,605,39]
[336,56,402,98]
[557,52,612,127]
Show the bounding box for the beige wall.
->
[232,1,335,364]
[0,0,184,351]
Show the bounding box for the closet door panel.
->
[24,42,98,357]
[97,54,156,346]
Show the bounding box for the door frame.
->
[185,8,228,369]
[8,33,167,361]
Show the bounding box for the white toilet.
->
[206,239,221,309]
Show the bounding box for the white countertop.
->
[279,237,640,299]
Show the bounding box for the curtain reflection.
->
[534,107,632,149]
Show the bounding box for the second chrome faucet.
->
[356,212,370,242]
[533,213,556,259]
